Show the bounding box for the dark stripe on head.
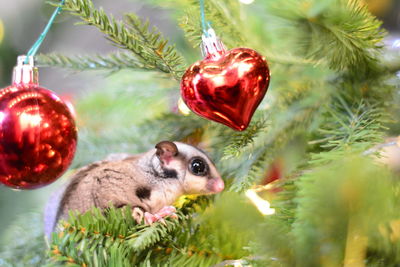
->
[149,164,178,179]
[163,169,178,179]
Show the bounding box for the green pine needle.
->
[265,0,385,73]
[61,0,186,80]
[179,0,245,49]
[37,52,158,72]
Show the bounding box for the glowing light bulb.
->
[393,39,400,49]
[245,189,275,215]
[178,97,191,116]
[239,0,254,4]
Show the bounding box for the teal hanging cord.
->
[199,0,210,36]
[24,0,66,64]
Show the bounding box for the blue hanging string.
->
[199,0,210,37]
[24,0,66,64]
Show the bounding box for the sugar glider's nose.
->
[208,177,225,193]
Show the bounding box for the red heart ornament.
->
[181,47,270,131]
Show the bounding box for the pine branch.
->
[145,250,221,267]
[177,0,320,67]
[266,0,385,74]
[61,0,186,80]
[222,118,268,159]
[261,83,393,263]
[179,0,245,49]
[256,102,396,264]
[263,51,321,67]
[309,94,387,165]
[225,79,332,192]
[293,156,396,266]
[319,99,383,149]
[49,207,137,266]
[228,147,270,193]
[270,179,299,226]
[124,14,185,79]
[36,52,157,72]
[127,212,185,252]
[260,80,394,254]
[48,197,212,266]
[228,112,306,193]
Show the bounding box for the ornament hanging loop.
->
[24,0,65,64]
[13,56,39,86]
[201,27,226,60]
[199,0,225,59]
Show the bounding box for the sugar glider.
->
[44,141,224,237]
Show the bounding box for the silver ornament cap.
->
[200,27,226,60]
[12,55,39,85]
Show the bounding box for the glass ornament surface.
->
[181,47,270,131]
[0,84,77,189]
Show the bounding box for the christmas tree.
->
[1,0,400,266]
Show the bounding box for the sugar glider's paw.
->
[144,206,178,225]
[132,206,145,224]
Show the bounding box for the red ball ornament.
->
[0,56,77,189]
[180,29,270,131]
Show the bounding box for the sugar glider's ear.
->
[155,141,178,165]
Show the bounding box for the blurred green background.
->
[0,0,399,250]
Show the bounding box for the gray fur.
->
[44,142,224,237]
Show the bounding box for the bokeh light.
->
[0,19,4,44]
[239,0,254,4]
[362,0,392,15]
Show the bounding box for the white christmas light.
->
[178,97,191,116]
[245,189,275,215]
[239,0,255,4]
[392,39,400,48]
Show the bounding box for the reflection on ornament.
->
[19,111,42,128]
[60,95,77,119]
[0,112,5,123]
[245,189,275,215]
[178,97,191,116]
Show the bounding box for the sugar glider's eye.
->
[189,157,208,176]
